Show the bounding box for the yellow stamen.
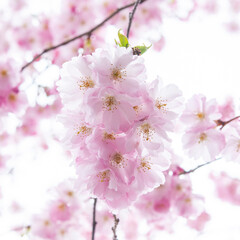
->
[198,133,207,143]
[110,153,126,168]
[196,112,205,120]
[138,157,152,172]
[155,98,168,112]
[75,125,92,137]
[1,69,7,77]
[138,123,155,141]
[97,170,110,182]
[78,77,95,90]
[103,132,116,141]
[110,65,126,82]
[103,95,119,111]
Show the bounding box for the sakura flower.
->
[182,126,225,161]
[210,172,240,205]
[222,127,240,163]
[85,87,139,132]
[58,110,93,151]
[0,59,20,94]
[132,152,170,194]
[31,214,57,239]
[58,54,96,109]
[49,200,73,222]
[174,193,204,218]
[218,98,235,121]
[187,211,210,231]
[181,94,221,127]
[92,46,146,94]
[132,114,171,152]
[148,77,183,121]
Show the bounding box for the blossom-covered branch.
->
[20,0,147,72]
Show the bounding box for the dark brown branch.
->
[21,0,147,72]
[92,198,97,240]
[179,157,221,175]
[215,116,240,130]
[126,0,142,38]
[112,214,120,240]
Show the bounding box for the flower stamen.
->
[198,133,207,143]
[102,95,119,111]
[138,123,155,141]
[97,170,110,182]
[110,153,126,168]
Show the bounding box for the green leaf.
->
[118,30,129,48]
[133,44,152,55]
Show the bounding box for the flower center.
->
[139,123,155,141]
[66,191,74,197]
[196,112,205,120]
[198,133,207,143]
[155,98,167,112]
[133,105,142,114]
[110,153,126,168]
[1,69,8,77]
[8,93,17,102]
[58,202,67,211]
[97,170,110,182]
[103,95,119,111]
[103,132,116,141]
[78,77,95,90]
[138,157,152,172]
[110,66,126,82]
[75,125,92,137]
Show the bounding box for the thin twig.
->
[21,0,147,72]
[92,198,97,240]
[112,214,120,240]
[179,157,221,175]
[126,0,142,38]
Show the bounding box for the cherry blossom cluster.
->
[57,45,182,209]
[134,164,210,233]
[180,94,240,163]
[180,94,226,161]
[30,180,87,240]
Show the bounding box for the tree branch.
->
[215,115,240,130]
[92,198,97,240]
[179,157,221,175]
[112,214,120,240]
[21,0,147,72]
[126,0,142,38]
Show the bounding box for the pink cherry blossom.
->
[181,94,221,127]
[210,172,240,205]
[222,126,240,163]
[182,125,226,161]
